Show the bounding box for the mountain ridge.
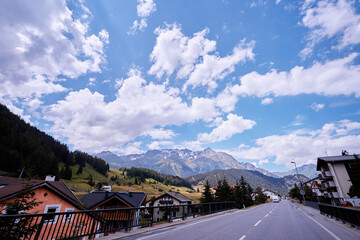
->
[96,149,279,178]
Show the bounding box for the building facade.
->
[317,155,360,206]
[146,192,192,222]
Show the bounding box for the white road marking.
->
[254,220,262,227]
[239,235,246,240]
[136,212,232,240]
[264,214,269,218]
[297,208,341,240]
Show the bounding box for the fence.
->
[304,201,319,210]
[319,203,360,227]
[0,201,235,240]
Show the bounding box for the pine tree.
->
[200,180,214,203]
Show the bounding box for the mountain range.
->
[95,148,318,179]
[185,169,310,195]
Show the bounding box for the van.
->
[272,196,279,203]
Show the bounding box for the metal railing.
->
[319,203,360,227]
[304,201,319,210]
[0,201,235,240]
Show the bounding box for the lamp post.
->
[291,161,305,204]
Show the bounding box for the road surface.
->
[119,200,360,240]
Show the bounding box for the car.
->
[339,201,353,207]
[272,196,280,203]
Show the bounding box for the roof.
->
[0,176,82,208]
[79,191,147,209]
[316,155,359,170]
[150,192,192,203]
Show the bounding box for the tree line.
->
[124,167,192,188]
[0,104,109,180]
[200,176,267,208]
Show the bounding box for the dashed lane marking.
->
[254,220,262,227]
[239,235,246,240]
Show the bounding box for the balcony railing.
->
[330,192,340,198]
[324,171,332,177]
[0,201,235,240]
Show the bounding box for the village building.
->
[80,191,147,232]
[146,192,192,222]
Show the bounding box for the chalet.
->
[0,176,83,215]
[80,191,147,231]
[146,192,192,222]
[0,176,87,239]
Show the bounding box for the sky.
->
[1,0,360,172]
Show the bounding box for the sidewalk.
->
[293,201,360,237]
[98,209,238,240]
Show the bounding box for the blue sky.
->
[1,0,360,172]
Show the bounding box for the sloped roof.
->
[316,155,359,170]
[79,191,147,209]
[150,192,192,203]
[0,176,82,208]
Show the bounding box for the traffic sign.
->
[310,181,320,190]
[300,190,305,196]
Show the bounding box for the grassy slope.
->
[59,164,201,202]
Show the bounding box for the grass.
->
[58,164,202,202]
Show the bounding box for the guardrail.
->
[0,201,235,240]
[304,201,319,210]
[319,203,360,227]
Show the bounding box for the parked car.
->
[338,201,353,207]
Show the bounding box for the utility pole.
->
[291,161,305,204]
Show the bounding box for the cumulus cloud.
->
[197,113,256,143]
[310,102,325,112]
[129,0,156,34]
[228,120,360,168]
[147,141,174,149]
[232,54,360,97]
[148,24,254,92]
[300,0,360,58]
[44,69,220,152]
[261,98,273,105]
[0,0,108,117]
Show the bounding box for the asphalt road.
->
[119,200,360,240]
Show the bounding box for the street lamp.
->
[291,161,305,203]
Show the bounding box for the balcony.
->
[329,192,340,198]
[324,171,332,177]
[159,200,174,205]
[328,181,336,187]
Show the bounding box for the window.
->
[62,208,75,222]
[44,204,61,224]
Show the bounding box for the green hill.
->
[185,168,304,195]
[0,103,108,179]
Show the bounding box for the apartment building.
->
[316,154,360,206]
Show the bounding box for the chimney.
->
[45,175,55,181]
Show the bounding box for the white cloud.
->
[119,142,144,155]
[300,0,360,58]
[129,0,156,35]
[148,24,254,92]
[228,120,360,168]
[259,159,269,165]
[310,102,325,112]
[261,98,273,105]
[198,113,256,143]
[276,0,281,5]
[44,69,220,152]
[290,114,307,127]
[0,0,108,115]
[147,141,174,149]
[232,54,360,97]
[146,128,176,140]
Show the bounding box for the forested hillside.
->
[125,167,192,188]
[186,168,307,195]
[0,104,108,179]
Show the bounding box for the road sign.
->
[310,181,320,190]
[300,190,305,196]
